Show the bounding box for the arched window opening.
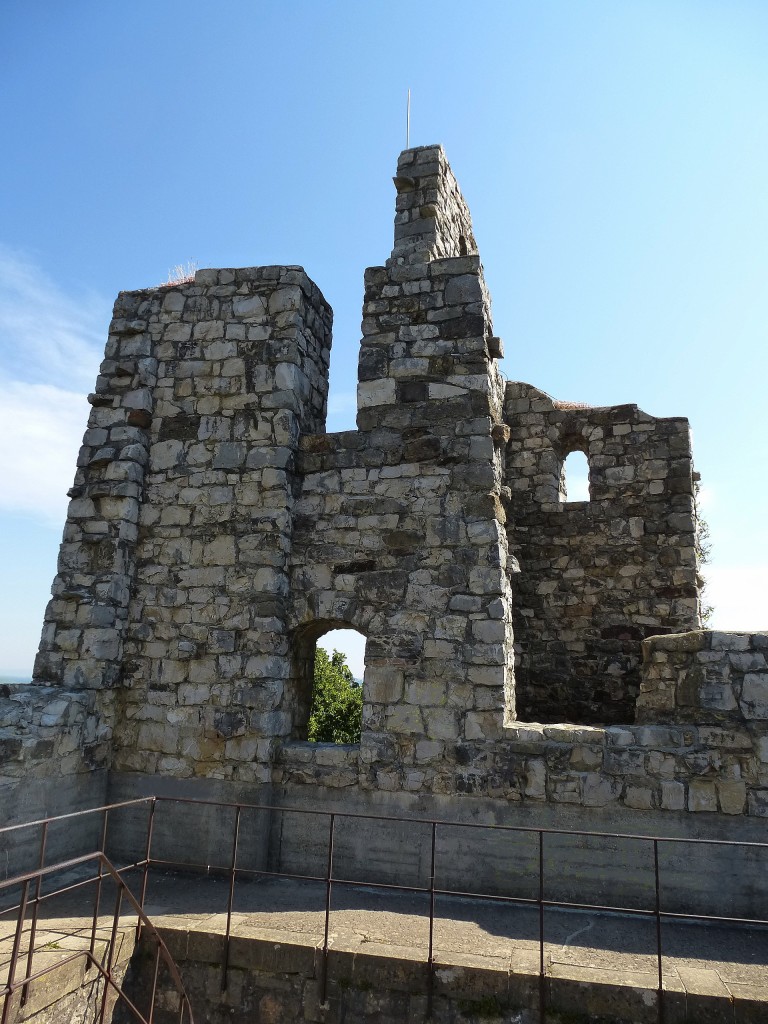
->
[293,626,365,744]
[458,234,468,256]
[560,450,591,502]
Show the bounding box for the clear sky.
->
[1,0,766,679]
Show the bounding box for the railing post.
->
[2,878,30,1024]
[148,937,161,1024]
[539,830,545,1024]
[320,813,336,1007]
[220,804,241,992]
[21,820,49,1006]
[97,872,123,1024]
[89,808,110,965]
[654,839,664,1024]
[137,797,157,942]
[427,821,437,1020]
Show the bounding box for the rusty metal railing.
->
[1,795,767,1023]
[0,846,194,1024]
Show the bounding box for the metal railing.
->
[1,796,767,1023]
[0,801,194,1024]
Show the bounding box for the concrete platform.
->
[1,867,767,1022]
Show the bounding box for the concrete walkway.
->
[140,870,768,1007]
[1,868,767,1020]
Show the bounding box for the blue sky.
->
[1,0,766,678]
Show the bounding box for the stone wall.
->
[0,685,110,873]
[504,382,698,724]
[109,266,332,783]
[3,143,763,850]
[392,146,478,261]
[639,630,768,725]
[123,923,761,1024]
[88,144,513,787]
[271,628,767,821]
[289,163,514,785]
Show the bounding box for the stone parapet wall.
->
[274,714,767,818]
[127,929,703,1024]
[638,630,768,725]
[0,685,111,872]
[0,685,112,786]
[504,381,698,724]
[274,631,768,818]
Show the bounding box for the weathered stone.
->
[11,143,763,829]
[688,780,718,813]
[660,780,686,810]
[740,673,768,719]
[717,780,746,815]
[524,758,546,800]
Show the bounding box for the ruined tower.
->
[4,146,763,841]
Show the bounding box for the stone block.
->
[710,631,751,651]
[444,274,482,305]
[716,779,746,814]
[624,786,654,809]
[660,780,685,810]
[582,774,619,806]
[699,682,738,712]
[386,704,423,735]
[524,759,546,799]
[688,780,718,812]
[357,378,396,408]
[363,667,404,705]
[405,679,446,706]
[424,707,458,740]
[740,674,768,719]
[415,739,443,762]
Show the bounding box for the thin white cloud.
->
[0,246,108,524]
[0,379,88,526]
[0,244,107,390]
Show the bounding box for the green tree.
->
[307,648,362,744]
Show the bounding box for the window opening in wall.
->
[560,450,591,502]
[308,628,364,744]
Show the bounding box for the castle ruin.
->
[1,143,766,876]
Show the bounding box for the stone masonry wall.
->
[504,381,698,724]
[0,684,110,873]
[290,147,513,788]
[104,145,515,785]
[109,267,332,782]
[274,629,767,819]
[392,146,478,261]
[7,143,764,834]
[33,296,159,692]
